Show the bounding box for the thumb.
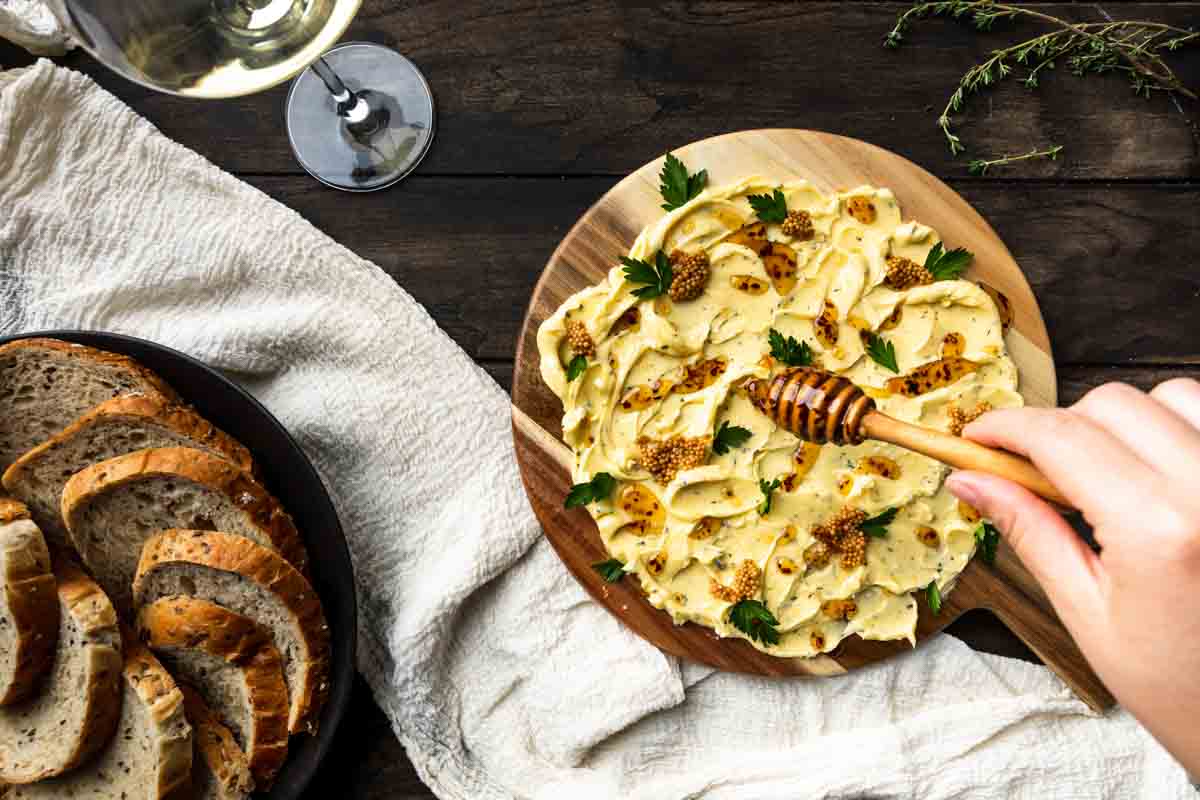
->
[946,470,1102,621]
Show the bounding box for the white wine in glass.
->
[46,0,435,190]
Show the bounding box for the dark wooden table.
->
[3,2,1199,796]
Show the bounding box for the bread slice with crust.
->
[135,530,330,734]
[137,595,289,788]
[62,446,308,616]
[0,499,57,706]
[180,684,255,800]
[0,561,122,783]
[3,394,253,551]
[0,338,179,473]
[9,636,193,800]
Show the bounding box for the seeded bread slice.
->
[9,636,193,800]
[3,394,254,551]
[0,338,179,473]
[135,530,331,734]
[0,561,122,783]
[180,684,254,800]
[137,595,289,788]
[0,500,57,706]
[62,446,308,616]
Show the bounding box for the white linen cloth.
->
[0,0,70,55]
[0,60,1193,800]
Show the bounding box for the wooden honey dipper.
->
[743,367,1072,508]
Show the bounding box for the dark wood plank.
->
[302,674,432,799]
[241,176,1200,365]
[3,2,1198,178]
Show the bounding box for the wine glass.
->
[44,0,435,191]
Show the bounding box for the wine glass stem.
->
[310,57,369,123]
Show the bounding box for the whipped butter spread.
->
[537,177,1021,656]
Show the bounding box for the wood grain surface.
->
[511,129,1112,710]
[5,2,1199,793]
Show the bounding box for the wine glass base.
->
[285,42,436,192]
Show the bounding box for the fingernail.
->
[946,473,982,507]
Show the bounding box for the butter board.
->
[511,129,1112,710]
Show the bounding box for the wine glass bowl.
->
[46,0,361,98]
[45,0,436,191]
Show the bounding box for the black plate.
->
[0,330,356,800]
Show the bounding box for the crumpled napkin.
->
[0,60,1193,800]
[0,0,71,55]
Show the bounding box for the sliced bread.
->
[9,637,193,800]
[62,446,309,616]
[135,530,330,734]
[137,595,289,788]
[0,561,122,783]
[180,684,255,800]
[0,500,57,706]
[3,394,254,551]
[0,338,178,472]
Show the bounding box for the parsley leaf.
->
[975,521,1000,566]
[861,507,897,538]
[566,355,588,382]
[564,472,616,509]
[926,580,943,615]
[925,241,974,281]
[768,328,814,367]
[659,153,708,211]
[758,477,782,516]
[592,558,626,583]
[712,420,752,456]
[620,251,674,299]
[729,599,780,646]
[747,187,789,223]
[864,333,899,373]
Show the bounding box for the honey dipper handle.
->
[861,410,1074,509]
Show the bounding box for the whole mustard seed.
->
[781,209,814,240]
[668,250,710,301]
[884,255,933,290]
[564,319,595,357]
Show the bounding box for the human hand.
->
[945,379,1200,777]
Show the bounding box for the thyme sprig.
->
[885,1,1199,165]
[967,145,1063,176]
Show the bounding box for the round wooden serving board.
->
[512,129,1113,711]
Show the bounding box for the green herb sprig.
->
[925,242,974,281]
[885,1,1199,169]
[592,558,626,583]
[713,421,753,456]
[659,153,708,211]
[565,472,616,509]
[566,355,588,382]
[768,328,814,367]
[861,508,898,538]
[747,188,789,223]
[926,580,944,615]
[975,521,1001,565]
[968,145,1063,176]
[621,252,673,299]
[729,599,781,646]
[865,333,900,373]
[758,478,782,516]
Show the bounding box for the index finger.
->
[962,407,1162,524]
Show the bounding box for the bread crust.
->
[0,338,180,404]
[0,506,58,706]
[62,446,309,579]
[136,596,289,788]
[179,683,255,800]
[0,561,122,783]
[122,637,195,800]
[135,530,330,734]
[3,393,255,492]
